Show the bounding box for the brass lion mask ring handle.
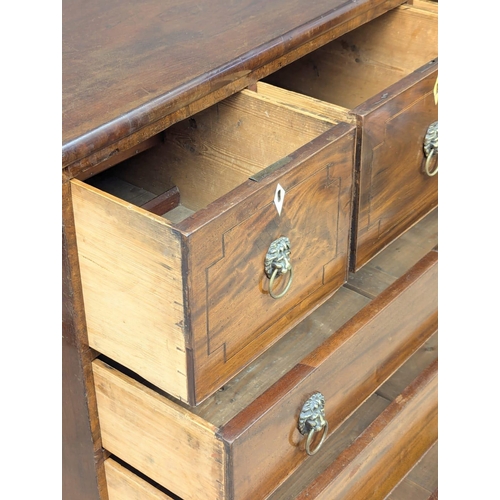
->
[423,121,438,177]
[264,236,293,299]
[298,392,329,456]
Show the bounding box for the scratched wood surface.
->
[62,0,405,172]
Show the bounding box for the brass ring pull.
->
[269,265,294,299]
[298,392,328,456]
[424,148,438,177]
[423,121,438,177]
[305,420,329,456]
[264,236,293,300]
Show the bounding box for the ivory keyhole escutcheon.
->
[274,183,285,216]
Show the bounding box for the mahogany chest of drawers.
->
[62,1,438,498]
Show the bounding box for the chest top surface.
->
[62,0,403,169]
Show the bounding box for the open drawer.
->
[71,88,356,405]
[263,3,438,270]
[92,214,437,500]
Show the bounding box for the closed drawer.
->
[101,340,438,500]
[92,239,437,500]
[71,88,356,405]
[264,4,438,270]
[295,359,438,500]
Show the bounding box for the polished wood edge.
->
[353,58,438,118]
[305,249,437,367]
[218,250,437,442]
[297,358,438,499]
[62,0,405,176]
[63,180,109,500]
[218,363,314,442]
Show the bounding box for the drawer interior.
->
[85,89,346,225]
[264,5,438,110]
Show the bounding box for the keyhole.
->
[274,183,285,216]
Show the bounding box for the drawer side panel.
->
[71,179,188,402]
[93,360,225,500]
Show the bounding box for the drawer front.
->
[221,250,437,499]
[71,179,189,402]
[187,125,355,402]
[295,360,438,500]
[72,89,356,405]
[93,250,437,500]
[353,62,438,270]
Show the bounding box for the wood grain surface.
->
[91,212,437,500]
[265,6,437,109]
[387,442,438,499]
[71,93,356,404]
[186,123,355,403]
[411,0,438,13]
[264,5,438,271]
[70,179,189,402]
[93,360,225,500]
[352,62,438,270]
[221,250,437,499]
[104,459,176,500]
[62,182,108,500]
[63,0,405,172]
[62,2,437,499]
[268,332,437,499]
[296,359,438,499]
[111,89,337,212]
